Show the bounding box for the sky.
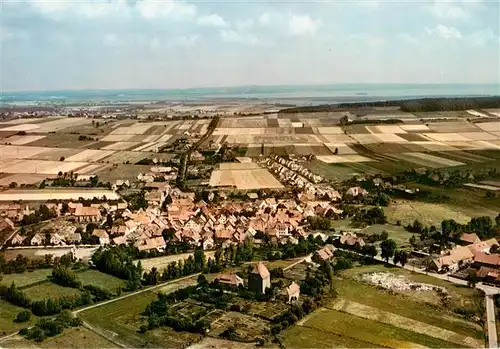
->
[1,0,499,91]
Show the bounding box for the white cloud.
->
[258,13,271,25]
[397,33,419,44]
[0,26,29,43]
[288,14,320,36]
[197,14,227,27]
[358,0,379,8]
[103,33,120,46]
[219,29,260,45]
[136,0,196,19]
[428,0,469,20]
[426,24,462,39]
[466,28,496,45]
[26,0,131,19]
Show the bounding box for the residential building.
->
[216,273,244,288]
[285,282,300,303]
[459,233,481,245]
[74,206,101,223]
[92,229,110,245]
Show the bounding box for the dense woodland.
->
[278,96,500,114]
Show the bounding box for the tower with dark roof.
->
[248,262,271,294]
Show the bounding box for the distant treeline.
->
[279,96,500,114]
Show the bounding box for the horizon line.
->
[3,82,500,94]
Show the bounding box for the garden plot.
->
[394,152,464,168]
[4,135,46,145]
[423,133,472,142]
[208,311,270,341]
[0,159,88,175]
[316,155,373,164]
[100,134,136,142]
[209,163,283,190]
[400,124,430,132]
[110,123,153,135]
[102,142,141,151]
[0,145,51,159]
[477,122,500,132]
[65,149,116,162]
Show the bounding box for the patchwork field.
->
[0,269,53,288]
[23,282,82,301]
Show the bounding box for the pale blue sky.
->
[1,0,499,91]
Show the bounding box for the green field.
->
[23,282,82,301]
[384,199,472,226]
[301,308,460,348]
[79,290,200,348]
[0,300,37,335]
[77,269,126,291]
[338,265,484,340]
[281,324,376,348]
[0,269,52,288]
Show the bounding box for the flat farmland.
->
[0,159,89,175]
[0,173,47,186]
[0,188,120,201]
[209,162,283,190]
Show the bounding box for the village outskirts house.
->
[459,233,481,246]
[92,229,110,245]
[216,273,244,289]
[248,262,271,294]
[284,281,300,304]
[429,246,474,272]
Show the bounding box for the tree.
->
[467,270,478,288]
[409,235,416,247]
[361,245,378,261]
[15,310,31,323]
[334,147,339,155]
[194,248,206,272]
[59,156,65,161]
[380,239,396,263]
[496,213,500,227]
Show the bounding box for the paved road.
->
[0,229,18,249]
[486,294,498,348]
